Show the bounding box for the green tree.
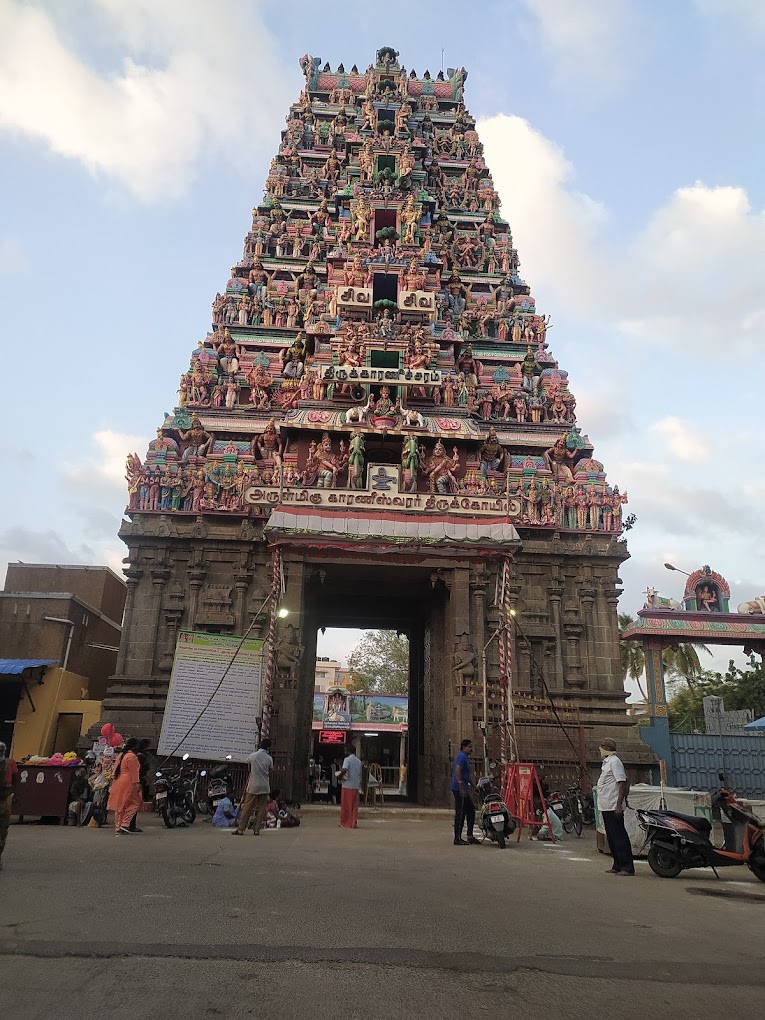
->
[668,655,765,731]
[618,613,712,699]
[618,612,646,699]
[347,630,409,695]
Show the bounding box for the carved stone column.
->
[116,566,143,674]
[149,567,170,675]
[547,584,564,689]
[579,586,596,688]
[562,603,586,688]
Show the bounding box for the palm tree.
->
[663,642,712,691]
[618,613,646,699]
[617,612,712,698]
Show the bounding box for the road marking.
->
[565,857,592,862]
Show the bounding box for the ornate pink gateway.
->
[125,46,625,535]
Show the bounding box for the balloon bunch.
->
[100,723,124,748]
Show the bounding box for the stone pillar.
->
[579,586,596,688]
[547,584,564,689]
[149,567,170,675]
[470,567,487,762]
[115,567,143,675]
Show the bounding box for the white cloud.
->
[62,429,147,496]
[478,114,605,310]
[521,0,635,91]
[480,116,765,358]
[650,416,712,464]
[0,0,292,201]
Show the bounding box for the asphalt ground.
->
[1,808,764,1019]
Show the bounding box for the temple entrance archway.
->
[279,559,448,805]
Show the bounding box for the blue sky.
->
[1,0,764,688]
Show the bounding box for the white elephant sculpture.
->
[737,596,765,615]
[643,586,682,611]
[344,396,372,424]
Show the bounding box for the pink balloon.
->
[101,723,115,738]
[109,733,124,748]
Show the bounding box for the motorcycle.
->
[636,787,765,882]
[476,775,516,849]
[154,766,197,828]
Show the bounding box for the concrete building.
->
[0,564,126,757]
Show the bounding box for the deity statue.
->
[307,432,348,488]
[347,430,366,489]
[424,439,460,493]
[520,346,542,394]
[280,333,307,380]
[178,415,213,462]
[478,427,507,479]
[456,343,480,388]
[401,434,422,492]
[275,622,304,687]
[452,634,476,686]
[252,419,283,463]
[400,195,422,245]
[352,195,372,242]
[370,385,398,427]
[544,433,579,485]
[403,256,426,292]
[215,328,241,377]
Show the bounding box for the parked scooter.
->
[636,787,765,882]
[476,774,516,849]
[154,766,197,828]
[206,764,232,813]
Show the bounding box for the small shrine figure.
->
[178,415,213,462]
[347,430,366,489]
[478,427,507,479]
[520,346,542,394]
[252,419,283,463]
[424,439,460,493]
[401,434,422,493]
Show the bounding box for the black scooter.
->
[636,787,765,882]
[475,775,516,849]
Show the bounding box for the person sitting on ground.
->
[212,793,239,828]
[67,767,92,826]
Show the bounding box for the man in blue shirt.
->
[451,738,478,845]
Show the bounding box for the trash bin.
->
[12,765,85,823]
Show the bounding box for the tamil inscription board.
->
[157,631,265,762]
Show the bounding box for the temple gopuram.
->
[105,47,654,802]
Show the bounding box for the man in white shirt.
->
[233,738,273,836]
[596,738,634,876]
[339,743,362,829]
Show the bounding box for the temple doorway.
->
[311,627,410,801]
[290,559,448,805]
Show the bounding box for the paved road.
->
[2,810,764,1019]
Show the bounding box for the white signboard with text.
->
[157,631,265,762]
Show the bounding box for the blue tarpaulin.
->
[0,659,57,676]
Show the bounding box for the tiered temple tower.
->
[108,47,654,801]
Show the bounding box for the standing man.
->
[597,738,635,876]
[233,738,273,836]
[451,738,478,846]
[0,741,19,870]
[339,743,362,829]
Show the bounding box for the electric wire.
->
[156,590,273,769]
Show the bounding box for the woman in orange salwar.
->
[107,738,142,836]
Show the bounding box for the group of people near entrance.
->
[1,733,632,874]
[450,735,634,875]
